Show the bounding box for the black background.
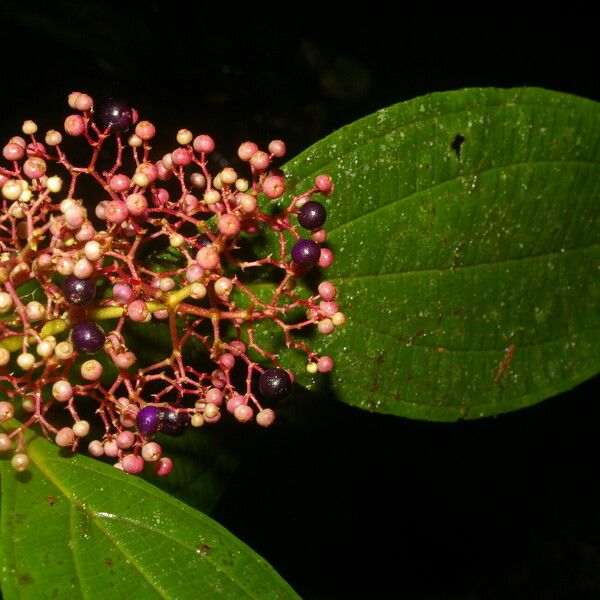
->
[2,3,599,598]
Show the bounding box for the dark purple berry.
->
[72,321,105,354]
[158,408,190,437]
[97,98,134,134]
[259,368,292,401]
[137,405,160,437]
[291,239,320,268]
[297,201,327,230]
[62,275,95,305]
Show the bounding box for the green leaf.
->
[0,422,298,600]
[279,87,600,420]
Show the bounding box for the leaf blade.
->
[281,87,600,419]
[0,425,298,600]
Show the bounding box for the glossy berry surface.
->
[72,322,105,354]
[259,368,293,401]
[291,239,321,268]
[97,99,133,134]
[62,275,95,305]
[297,201,327,230]
[137,406,160,437]
[158,408,190,436]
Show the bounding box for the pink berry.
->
[125,193,148,216]
[128,299,149,322]
[205,388,224,406]
[318,248,334,268]
[154,457,173,477]
[318,281,336,301]
[317,356,334,373]
[218,213,241,237]
[88,440,104,457]
[109,174,131,192]
[105,200,129,224]
[122,453,144,474]
[262,175,285,199]
[256,408,276,427]
[3,142,25,161]
[234,404,253,423]
[193,135,215,153]
[116,430,135,449]
[237,141,258,161]
[113,283,133,303]
[141,442,162,462]
[268,140,286,157]
[172,148,192,166]
[315,174,333,195]
[56,427,75,447]
[135,120,156,140]
[103,439,119,458]
[250,151,270,171]
[196,246,220,271]
[319,300,339,316]
[226,395,245,414]
[64,114,85,136]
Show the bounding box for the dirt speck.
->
[451,133,466,159]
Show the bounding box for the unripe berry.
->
[176,128,193,145]
[0,401,14,421]
[0,433,13,452]
[263,175,286,199]
[122,454,144,474]
[88,440,104,457]
[73,420,90,437]
[141,442,162,462]
[0,348,9,366]
[64,114,85,136]
[250,151,270,171]
[154,457,173,477]
[127,299,149,322]
[196,246,220,271]
[214,277,233,297]
[52,380,74,402]
[0,292,13,312]
[315,174,333,194]
[318,248,334,268]
[318,281,336,301]
[135,120,156,140]
[55,341,74,360]
[116,430,135,449]
[103,439,119,458]
[56,427,75,447]
[268,139,286,157]
[218,213,241,237]
[317,356,334,373]
[81,359,103,381]
[256,408,276,427]
[237,141,258,161]
[11,453,29,472]
[16,352,35,370]
[193,135,215,153]
[234,404,253,423]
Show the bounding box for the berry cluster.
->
[0,93,345,475]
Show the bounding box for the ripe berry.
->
[97,99,134,134]
[291,239,321,268]
[297,201,327,230]
[137,405,160,437]
[72,321,105,354]
[62,275,95,305]
[259,368,293,401]
[158,407,190,437]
